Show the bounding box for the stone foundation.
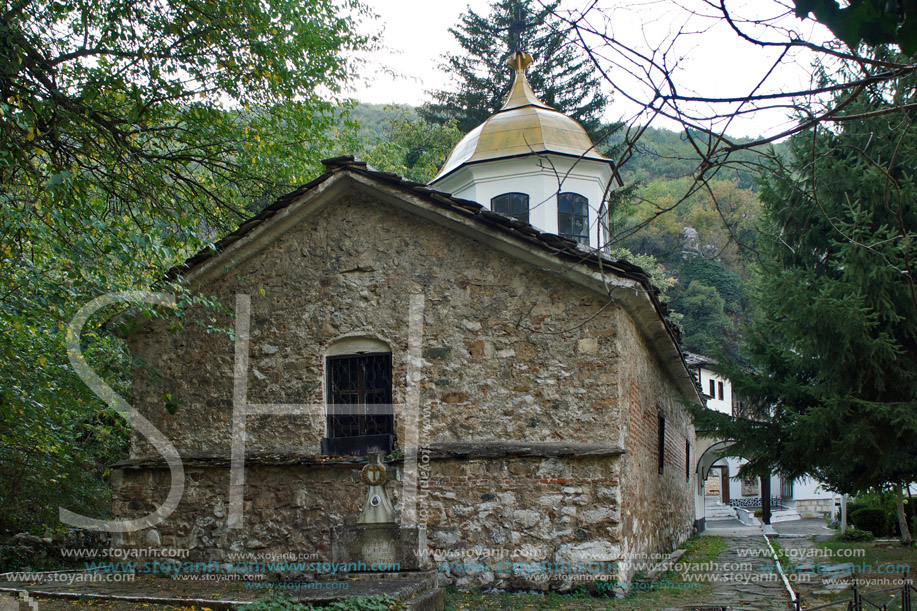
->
[112,448,625,590]
[795,498,835,518]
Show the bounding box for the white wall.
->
[431,155,617,250]
[697,366,732,415]
[792,476,837,501]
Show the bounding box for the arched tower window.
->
[491,192,529,223]
[558,193,589,244]
[321,337,394,456]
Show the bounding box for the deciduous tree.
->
[0,0,372,536]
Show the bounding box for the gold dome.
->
[432,52,609,183]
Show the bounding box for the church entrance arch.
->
[693,437,736,531]
[693,437,780,533]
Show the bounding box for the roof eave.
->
[430,150,623,189]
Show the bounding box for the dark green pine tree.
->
[693,48,917,542]
[419,0,612,144]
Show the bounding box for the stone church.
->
[111,50,702,590]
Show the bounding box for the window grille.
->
[323,353,393,455]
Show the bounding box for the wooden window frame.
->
[491,192,530,223]
[558,192,589,244]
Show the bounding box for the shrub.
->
[845,490,917,538]
[850,507,891,537]
[837,528,874,542]
[241,594,406,611]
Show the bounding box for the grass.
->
[768,539,794,574]
[679,535,728,563]
[815,539,917,576]
[787,538,917,610]
[444,536,726,611]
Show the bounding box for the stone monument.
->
[330,453,429,571]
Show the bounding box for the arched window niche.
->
[491,192,530,223]
[558,192,589,245]
[321,336,394,457]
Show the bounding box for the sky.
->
[346,0,492,107]
[347,0,834,140]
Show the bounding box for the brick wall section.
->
[617,309,695,580]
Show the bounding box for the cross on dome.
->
[505,3,537,54]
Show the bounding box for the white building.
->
[688,353,838,525]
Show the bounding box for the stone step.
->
[635,548,689,585]
[706,505,738,520]
[770,510,801,523]
[708,515,738,521]
[0,571,446,611]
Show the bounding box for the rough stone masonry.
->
[111,168,698,591]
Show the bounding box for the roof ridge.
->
[166,157,656,293]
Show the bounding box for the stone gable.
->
[129,190,627,457]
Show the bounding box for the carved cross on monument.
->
[357,451,396,525]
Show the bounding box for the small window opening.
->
[491,192,529,223]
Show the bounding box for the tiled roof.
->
[684,352,719,368]
[169,157,661,303]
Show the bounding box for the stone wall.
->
[127,192,624,458]
[114,188,694,590]
[112,462,364,558]
[113,451,623,590]
[420,453,622,589]
[795,498,834,518]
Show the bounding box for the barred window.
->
[491,192,529,223]
[558,193,588,244]
[686,439,691,482]
[323,352,394,456]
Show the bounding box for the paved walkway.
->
[703,535,793,610]
[0,520,835,611]
[771,518,835,537]
[692,520,798,610]
[770,518,863,605]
